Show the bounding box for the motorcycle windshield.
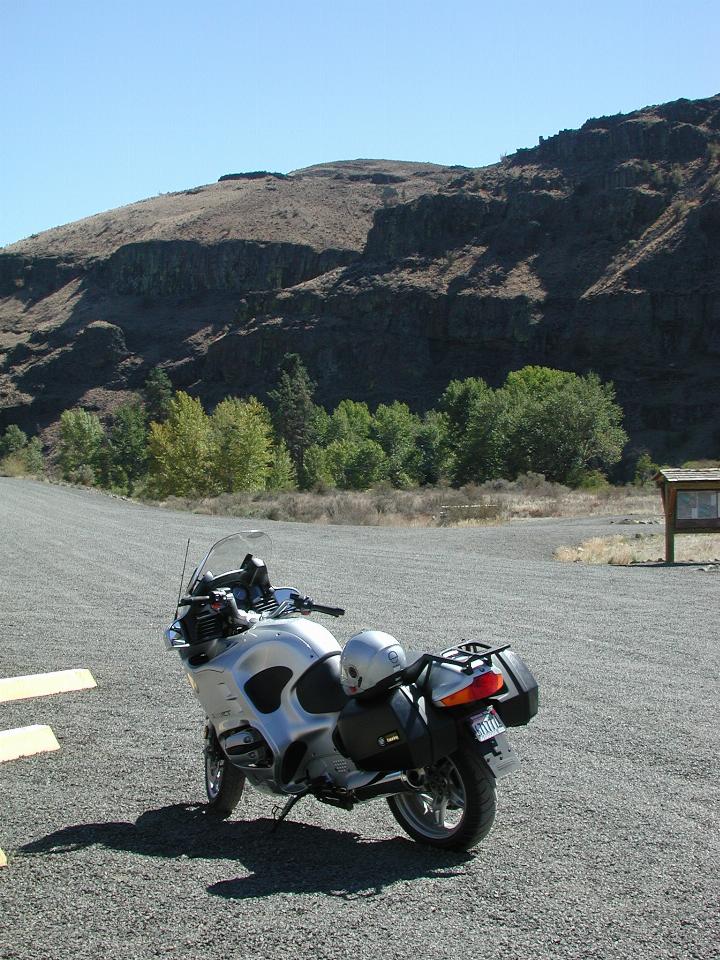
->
[187,531,273,591]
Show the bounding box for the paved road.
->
[1,479,718,960]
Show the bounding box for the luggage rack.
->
[455,640,511,664]
[360,640,512,700]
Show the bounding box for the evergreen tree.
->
[268,353,320,484]
[108,402,149,493]
[143,367,173,421]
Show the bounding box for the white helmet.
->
[340,630,407,697]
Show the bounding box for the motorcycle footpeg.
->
[310,778,356,810]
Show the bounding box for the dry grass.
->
[153,476,662,528]
[0,453,38,477]
[555,533,720,565]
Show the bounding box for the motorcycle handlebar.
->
[178,594,345,618]
[305,602,345,617]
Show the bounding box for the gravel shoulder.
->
[1,478,718,960]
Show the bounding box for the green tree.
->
[268,354,319,483]
[310,405,331,446]
[0,425,28,458]
[267,440,297,491]
[147,392,213,497]
[326,399,373,444]
[106,402,149,493]
[460,388,508,483]
[634,452,660,486]
[22,437,44,475]
[143,367,174,421]
[324,437,389,490]
[371,402,422,487]
[438,377,499,484]
[302,444,334,490]
[0,431,44,477]
[496,367,628,483]
[210,397,273,492]
[58,408,105,483]
[415,410,450,485]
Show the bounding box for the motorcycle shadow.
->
[21,803,474,899]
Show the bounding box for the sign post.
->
[654,469,720,563]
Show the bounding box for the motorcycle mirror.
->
[247,556,271,591]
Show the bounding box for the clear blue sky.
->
[1,0,718,247]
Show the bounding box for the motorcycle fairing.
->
[180,617,360,795]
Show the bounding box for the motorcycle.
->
[164,531,538,851]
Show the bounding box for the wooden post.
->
[665,484,676,563]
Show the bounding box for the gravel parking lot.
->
[1,478,718,960]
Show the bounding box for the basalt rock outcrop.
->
[1,97,719,463]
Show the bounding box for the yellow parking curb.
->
[0,668,96,703]
[0,848,6,868]
[0,724,61,763]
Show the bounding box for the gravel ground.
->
[0,478,718,960]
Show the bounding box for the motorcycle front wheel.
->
[387,749,496,851]
[204,723,245,818]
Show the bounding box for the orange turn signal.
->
[438,668,504,707]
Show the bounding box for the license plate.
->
[470,707,506,742]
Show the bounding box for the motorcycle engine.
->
[221,726,272,767]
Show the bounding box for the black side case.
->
[335,688,457,772]
[486,648,539,726]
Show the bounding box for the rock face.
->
[1,99,720,464]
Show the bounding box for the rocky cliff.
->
[2,97,719,464]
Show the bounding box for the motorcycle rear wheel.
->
[387,749,496,851]
[204,724,245,818]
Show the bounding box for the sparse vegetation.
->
[555,532,720,565]
[634,452,660,486]
[0,424,44,477]
[153,474,659,527]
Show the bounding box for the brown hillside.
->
[1,98,720,465]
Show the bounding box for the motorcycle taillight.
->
[437,668,504,707]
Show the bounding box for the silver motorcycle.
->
[164,531,538,851]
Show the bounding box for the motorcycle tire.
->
[204,725,245,818]
[387,747,496,851]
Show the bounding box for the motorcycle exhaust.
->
[353,772,420,801]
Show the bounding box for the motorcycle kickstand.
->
[271,793,304,831]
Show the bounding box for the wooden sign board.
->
[654,469,720,562]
